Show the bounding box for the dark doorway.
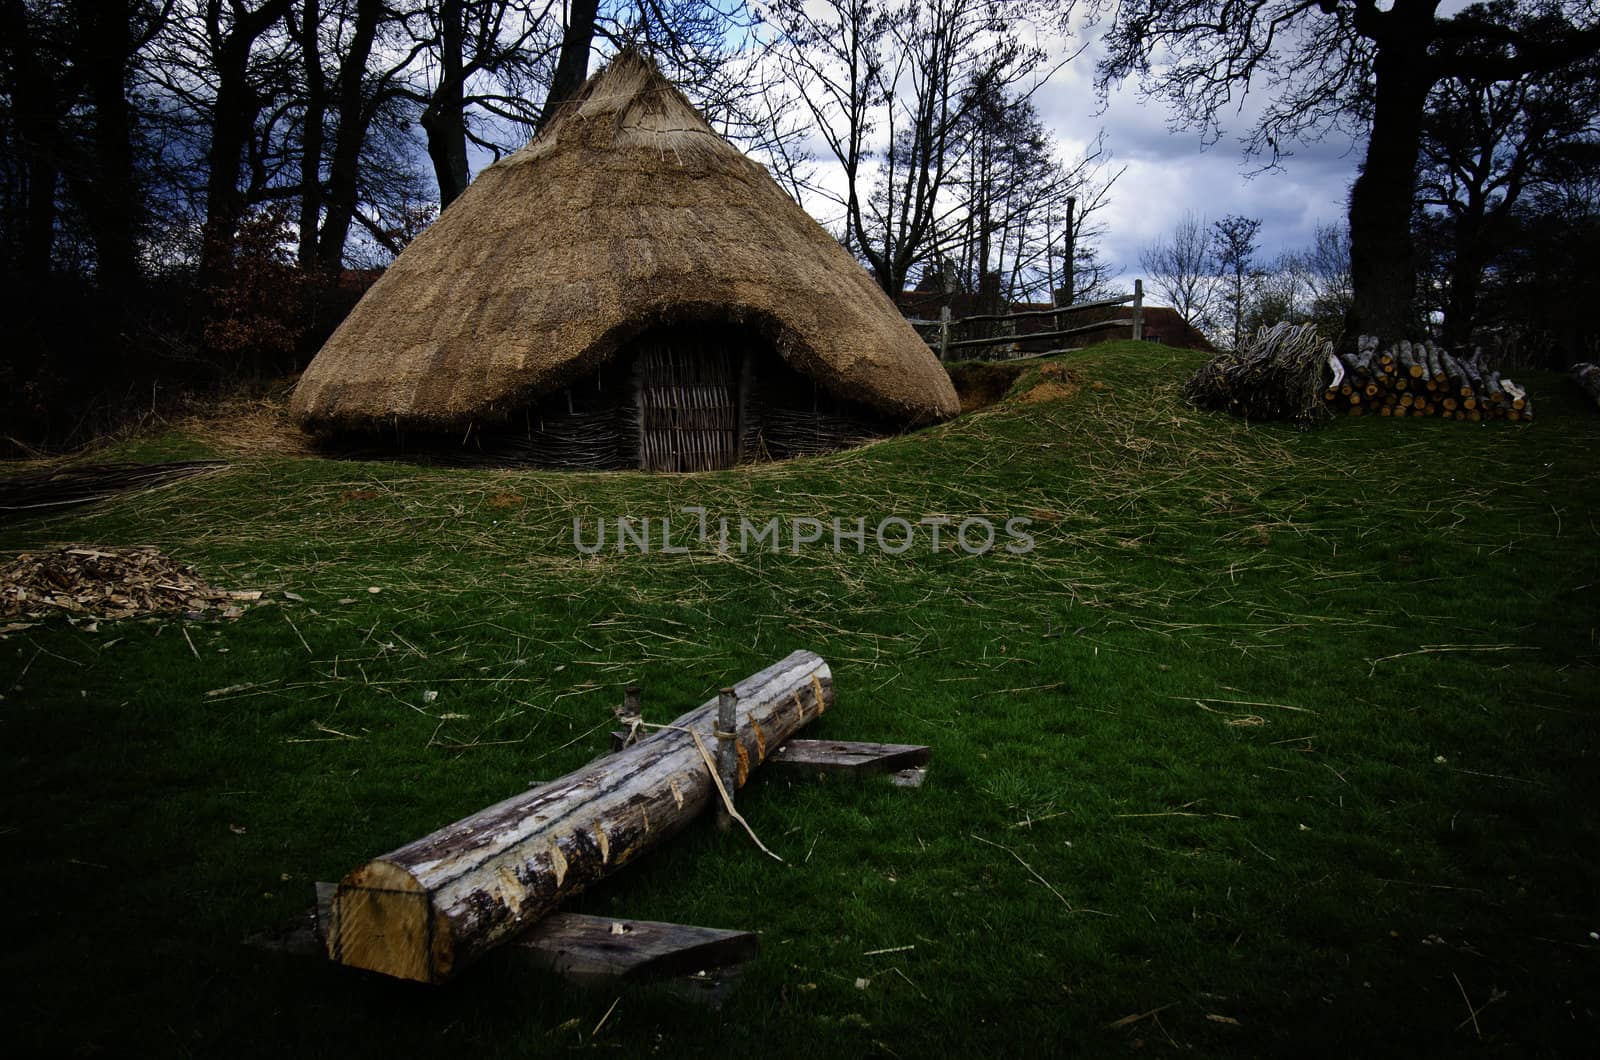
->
[632,325,750,472]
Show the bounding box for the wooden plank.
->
[767,739,931,776]
[246,883,334,959]
[513,912,758,985]
[998,347,1084,362]
[614,734,934,777]
[254,890,756,991]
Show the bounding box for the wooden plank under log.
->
[513,913,758,985]
[767,739,932,777]
[610,731,933,781]
[254,887,758,991]
[324,650,834,984]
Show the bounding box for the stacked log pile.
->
[1187,325,1535,426]
[1325,337,1532,422]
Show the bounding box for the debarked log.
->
[325,649,834,983]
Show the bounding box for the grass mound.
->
[1,341,1596,1057]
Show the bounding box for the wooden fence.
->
[912,280,1145,362]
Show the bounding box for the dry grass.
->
[170,392,316,456]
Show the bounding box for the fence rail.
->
[915,280,1145,361]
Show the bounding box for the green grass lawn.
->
[3,341,1596,1057]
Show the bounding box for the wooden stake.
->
[716,688,738,832]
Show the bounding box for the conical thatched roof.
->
[290,51,959,432]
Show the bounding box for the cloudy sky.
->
[1029,33,1365,288]
[763,21,1369,296]
[457,22,1370,296]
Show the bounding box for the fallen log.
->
[252,885,759,995]
[1399,340,1425,379]
[324,650,834,984]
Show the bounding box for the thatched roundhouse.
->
[290,51,959,471]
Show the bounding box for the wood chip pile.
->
[1326,337,1532,421]
[0,546,262,622]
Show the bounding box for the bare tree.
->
[768,0,1048,295]
[1304,222,1352,326]
[177,0,297,298]
[393,1,560,207]
[534,2,806,187]
[1058,0,1600,344]
[1212,214,1260,351]
[537,0,599,127]
[293,0,404,270]
[1139,211,1213,331]
[940,88,1117,305]
[1417,58,1600,348]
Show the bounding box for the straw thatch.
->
[289,50,959,435]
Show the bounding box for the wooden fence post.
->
[715,687,738,831]
[1132,279,1144,342]
[619,685,643,746]
[938,305,951,362]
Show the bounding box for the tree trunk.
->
[1441,215,1488,350]
[538,0,599,132]
[420,0,469,208]
[19,145,58,281]
[200,60,253,298]
[199,0,293,301]
[73,0,139,307]
[2,1,62,279]
[1061,196,1076,307]
[296,0,325,268]
[1347,39,1433,343]
[315,0,381,269]
[325,650,834,984]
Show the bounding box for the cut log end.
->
[327,860,454,983]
